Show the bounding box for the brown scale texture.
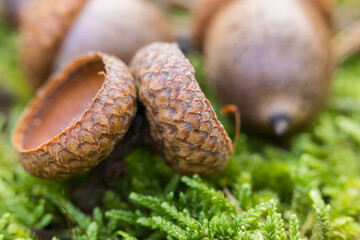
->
[13,53,137,179]
[131,42,233,175]
[20,0,88,88]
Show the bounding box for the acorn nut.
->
[194,0,334,136]
[20,0,173,88]
[13,52,137,179]
[131,42,234,175]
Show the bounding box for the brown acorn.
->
[12,52,137,180]
[194,0,334,136]
[20,0,173,89]
[131,42,234,175]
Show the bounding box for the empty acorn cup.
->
[12,52,137,179]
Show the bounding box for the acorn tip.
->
[271,116,290,136]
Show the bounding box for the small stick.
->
[65,212,73,240]
[223,186,242,213]
[57,197,89,240]
[221,104,241,151]
[221,104,241,200]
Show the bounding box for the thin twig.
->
[57,197,89,240]
[221,104,241,200]
[221,104,241,150]
[223,186,242,213]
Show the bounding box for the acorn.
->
[12,52,137,179]
[193,0,334,136]
[131,42,234,175]
[20,0,173,89]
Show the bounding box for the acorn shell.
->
[13,52,137,180]
[199,0,333,135]
[130,42,233,175]
[20,0,173,89]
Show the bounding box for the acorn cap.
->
[131,42,234,175]
[13,52,137,180]
[20,0,89,88]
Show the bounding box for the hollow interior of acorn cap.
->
[23,61,105,150]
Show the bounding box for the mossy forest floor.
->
[2,6,360,239]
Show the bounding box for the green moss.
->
[0,21,31,104]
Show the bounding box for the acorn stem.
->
[221,104,241,150]
[221,104,240,193]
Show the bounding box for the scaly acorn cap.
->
[13,52,137,180]
[20,0,89,89]
[130,42,234,175]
